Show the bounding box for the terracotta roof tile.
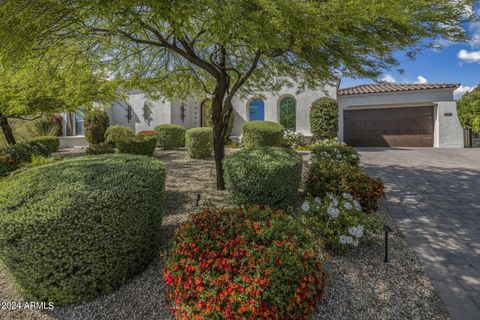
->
[338,83,460,96]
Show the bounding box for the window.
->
[74,110,85,136]
[249,99,265,121]
[279,96,296,131]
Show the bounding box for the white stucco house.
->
[60,82,464,148]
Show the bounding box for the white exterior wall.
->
[337,88,463,148]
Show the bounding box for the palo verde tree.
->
[0,0,476,188]
[0,52,116,145]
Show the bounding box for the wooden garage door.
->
[344,106,433,147]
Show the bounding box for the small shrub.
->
[241,121,285,148]
[2,142,49,164]
[86,143,115,155]
[104,125,135,147]
[185,127,213,159]
[33,115,62,136]
[0,154,16,176]
[84,109,110,144]
[306,158,384,212]
[300,194,379,252]
[309,97,338,140]
[117,136,157,156]
[27,136,60,154]
[310,138,360,166]
[283,130,306,148]
[137,130,156,137]
[164,206,326,319]
[155,124,186,149]
[223,147,302,208]
[0,154,166,304]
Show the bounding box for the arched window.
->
[249,99,265,121]
[280,96,296,131]
[201,99,212,127]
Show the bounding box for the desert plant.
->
[310,138,360,166]
[0,154,166,304]
[86,143,115,155]
[241,121,285,148]
[164,206,326,319]
[104,125,135,147]
[84,109,110,144]
[185,127,213,159]
[27,136,59,154]
[154,124,186,149]
[117,136,157,156]
[33,116,62,136]
[310,97,338,140]
[223,147,302,209]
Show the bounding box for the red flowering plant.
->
[163,206,327,319]
[137,130,156,137]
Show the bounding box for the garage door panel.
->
[344,106,433,147]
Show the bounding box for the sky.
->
[340,4,480,100]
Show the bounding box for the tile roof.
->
[338,83,460,96]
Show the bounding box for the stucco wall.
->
[434,102,464,148]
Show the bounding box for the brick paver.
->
[359,148,480,320]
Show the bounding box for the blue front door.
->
[249,99,265,121]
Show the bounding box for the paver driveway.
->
[359,148,480,320]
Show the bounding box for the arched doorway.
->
[279,96,296,131]
[200,99,212,127]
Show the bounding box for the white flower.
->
[348,225,364,238]
[342,193,353,200]
[356,225,364,238]
[343,202,353,210]
[314,197,322,204]
[339,235,353,244]
[352,239,359,247]
[353,200,361,211]
[327,206,339,218]
[301,201,310,212]
[331,198,338,207]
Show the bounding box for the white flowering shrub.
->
[283,130,306,148]
[310,138,360,166]
[300,193,379,252]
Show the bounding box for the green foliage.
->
[241,121,285,148]
[0,119,34,148]
[84,109,110,144]
[33,115,62,136]
[27,136,59,154]
[283,130,306,149]
[21,154,56,168]
[310,98,338,140]
[154,124,186,149]
[310,138,360,166]
[300,194,380,252]
[86,143,115,155]
[185,127,213,159]
[117,136,157,156]
[164,206,326,319]
[0,154,16,176]
[104,125,135,147]
[457,86,480,133]
[306,158,384,213]
[223,147,302,209]
[0,154,166,304]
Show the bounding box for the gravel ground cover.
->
[0,149,449,320]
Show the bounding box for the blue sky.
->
[340,5,480,100]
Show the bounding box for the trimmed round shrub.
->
[0,154,166,304]
[241,121,285,148]
[86,143,115,155]
[310,138,360,166]
[223,147,302,208]
[27,136,60,154]
[117,136,157,156]
[154,124,186,149]
[104,125,135,147]
[164,206,326,319]
[306,158,384,213]
[84,109,110,144]
[309,97,338,140]
[185,127,213,159]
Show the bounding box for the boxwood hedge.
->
[0,154,166,304]
[117,136,157,156]
[309,97,338,140]
[241,121,285,148]
[27,136,60,154]
[104,125,135,147]
[223,147,302,209]
[185,127,213,159]
[154,124,186,149]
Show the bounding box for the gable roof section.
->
[338,83,460,96]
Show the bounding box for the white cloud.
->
[454,85,476,100]
[380,74,396,83]
[415,75,428,84]
[469,22,480,48]
[458,49,480,63]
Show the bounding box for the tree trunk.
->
[211,81,228,190]
[0,113,16,145]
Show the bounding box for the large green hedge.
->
[457,86,480,133]
[0,154,166,304]
[104,125,135,147]
[241,121,285,148]
[117,136,157,156]
[309,97,338,140]
[185,127,213,159]
[27,136,59,154]
[223,147,302,209]
[154,124,186,149]
[84,109,110,144]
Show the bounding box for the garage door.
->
[344,106,434,147]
